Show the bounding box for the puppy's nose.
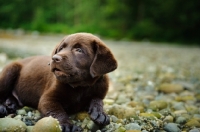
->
[52,54,62,62]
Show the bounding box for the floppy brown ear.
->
[90,40,118,78]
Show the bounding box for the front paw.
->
[61,124,82,132]
[0,104,8,118]
[88,107,110,126]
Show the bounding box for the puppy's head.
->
[50,33,117,86]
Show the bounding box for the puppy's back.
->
[15,56,53,107]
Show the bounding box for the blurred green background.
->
[0,0,200,44]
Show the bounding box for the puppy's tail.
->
[0,62,22,103]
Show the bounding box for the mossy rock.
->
[0,117,27,132]
[185,118,200,127]
[108,104,136,119]
[149,100,168,111]
[158,83,184,93]
[140,113,157,120]
[75,112,90,121]
[32,116,62,132]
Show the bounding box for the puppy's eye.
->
[76,48,83,53]
[59,46,63,51]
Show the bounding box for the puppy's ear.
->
[90,40,117,78]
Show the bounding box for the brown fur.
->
[0,33,117,132]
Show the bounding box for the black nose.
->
[52,54,62,62]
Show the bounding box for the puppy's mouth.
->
[52,68,72,77]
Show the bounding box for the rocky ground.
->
[0,32,200,132]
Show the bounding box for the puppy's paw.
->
[61,124,82,132]
[0,104,8,118]
[88,106,110,126]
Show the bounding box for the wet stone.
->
[125,123,141,130]
[149,100,168,111]
[0,118,27,132]
[164,123,181,132]
[175,116,187,124]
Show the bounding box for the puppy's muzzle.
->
[52,54,62,63]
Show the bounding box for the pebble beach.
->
[0,32,200,132]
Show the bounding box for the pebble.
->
[86,120,99,131]
[139,113,156,119]
[17,109,27,115]
[164,123,181,132]
[158,83,184,94]
[0,118,27,132]
[185,118,200,127]
[14,115,22,120]
[189,128,200,132]
[175,116,187,124]
[108,104,136,119]
[171,102,185,110]
[27,111,32,117]
[32,116,62,132]
[163,115,174,123]
[110,115,118,123]
[149,100,168,110]
[125,123,141,130]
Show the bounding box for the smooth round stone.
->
[164,123,181,132]
[86,120,99,131]
[27,126,34,132]
[163,115,174,123]
[116,126,126,132]
[189,128,200,132]
[110,115,118,123]
[108,105,136,119]
[149,100,168,110]
[32,116,62,132]
[173,110,187,116]
[139,113,156,119]
[103,99,115,105]
[23,106,34,112]
[115,94,131,104]
[158,83,184,94]
[175,116,187,124]
[17,109,27,115]
[185,119,200,127]
[0,118,27,132]
[27,111,32,117]
[171,102,185,110]
[75,112,89,121]
[125,123,141,130]
[175,95,195,102]
[34,110,41,120]
[14,115,22,120]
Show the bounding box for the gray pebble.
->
[14,115,22,120]
[164,123,181,132]
[175,116,187,124]
[189,128,200,132]
[125,123,141,130]
[27,111,32,117]
[17,109,26,115]
[172,102,185,110]
[110,115,118,123]
[86,120,99,131]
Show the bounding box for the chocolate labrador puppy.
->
[0,33,117,132]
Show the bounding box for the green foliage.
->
[0,0,199,43]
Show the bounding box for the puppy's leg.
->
[38,94,82,132]
[4,94,19,114]
[0,62,21,117]
[88,98,110,126]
